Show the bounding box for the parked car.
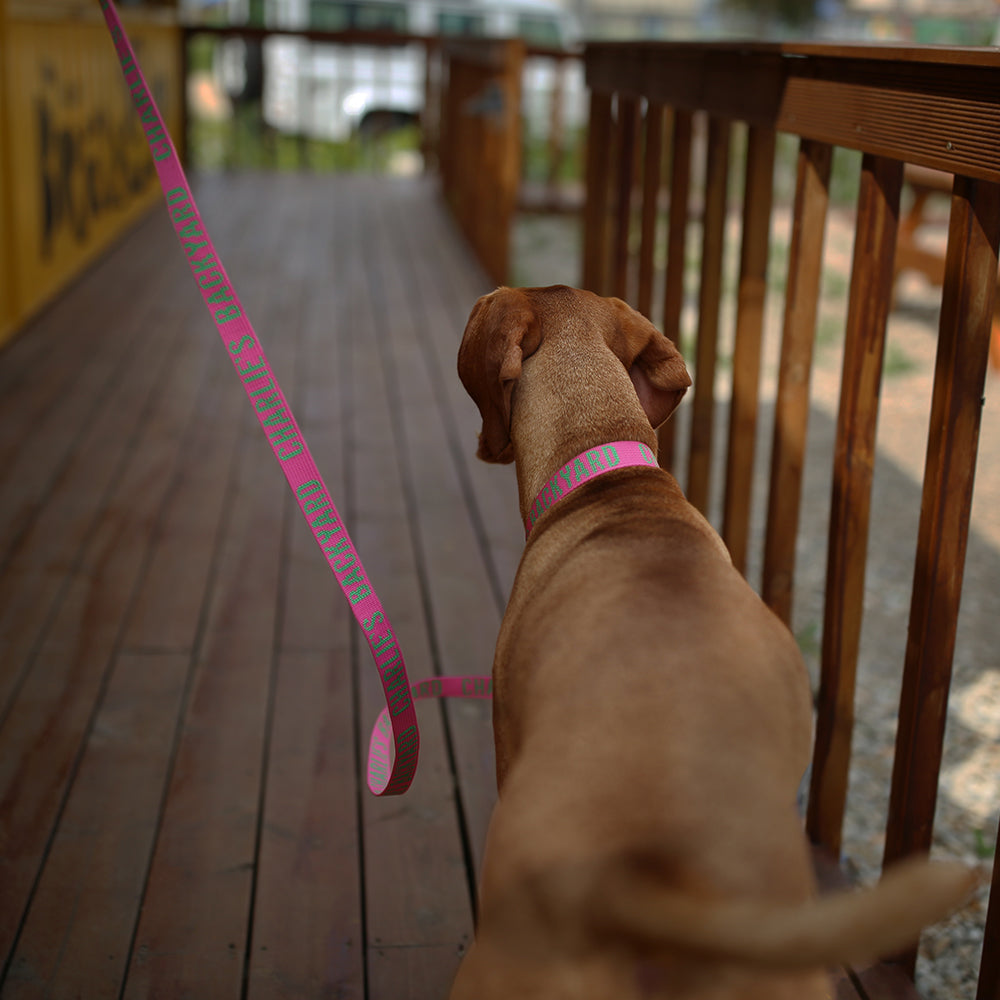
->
[201,0,583,142]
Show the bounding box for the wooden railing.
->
[581,41,1000,997]
[438,38,525,285]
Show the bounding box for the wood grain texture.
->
[439,39,525,285]
[721,126,776,574]
[348,183,474,996]
[612,96,640,301]
[761,139,832,624]
[686,115,731,515]
[577,39,997,1000]
[883,175,1000,976]
[637,102,665,321]
[582,91,614,294]
[657,110,693,474]
[585,43,1000,183]
[978,828,1000,1000]
[806,154,903,855]
[0,174,499,999]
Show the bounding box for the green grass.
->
[883,340,917,379]
[522,125,585,186]
[188,103,422,173]
[188,35,216,74]
[773,133,862,209]
[816,313,844,349]
[974,827,997,860]
[796,621,821,660]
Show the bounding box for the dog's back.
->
[451,286,976,999]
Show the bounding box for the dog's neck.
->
[509,345,659,523]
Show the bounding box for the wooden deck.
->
[0,173,521,999]
[2,165,990,1000]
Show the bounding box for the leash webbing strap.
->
[97,0,492,795]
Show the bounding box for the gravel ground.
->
[513,203,999,999]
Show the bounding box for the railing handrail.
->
[580,35,1000,992]
[181,22,437,49]
[181,21,578,61]
[585,41,1000,182]
[586,38,1000,64]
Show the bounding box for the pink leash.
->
[98,0,662,795]
[97,0,494,796]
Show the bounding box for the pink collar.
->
[525,441,659,538]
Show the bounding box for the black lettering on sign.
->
[36,43,170,258]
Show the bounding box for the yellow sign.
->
[1,10,181,346]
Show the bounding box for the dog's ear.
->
[458,288,542,463]
[610,298,691,429]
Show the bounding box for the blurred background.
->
[176,0,1000,175]
[2,0,998,349]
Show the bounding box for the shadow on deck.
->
[0,173,517,998]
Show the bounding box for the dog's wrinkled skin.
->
[450,285,976,1000]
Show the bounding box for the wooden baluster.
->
[439,53,456,198]
[658,110,692,473]
[761,139,832,624]
[686,115,730,515]
[546,55,567,206]
[637,102,665,320]
[499,40,525,285]
[722,126,776,575]
[883,174,1000,977]
[806,154,904,855]
[612,96,640,301]
[421,40,438,172]
[582,91,614,294]
[978,828,1000,1000]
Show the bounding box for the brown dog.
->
[450,285,976,999]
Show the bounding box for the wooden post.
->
[657,110,692,473]
[979,830,1000,1000]
[637,103,666,320]
[611,96,640,301]
[761,139,832,624]
[582,90,613,294]
[883,174,1000,976]
[545,55,567,201]
[721,126,775,574]
[438,39,525,286]
[806,154,904,855]
[686,116,730,516]
[0,2,16,347]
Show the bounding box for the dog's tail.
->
[577,854,980,969]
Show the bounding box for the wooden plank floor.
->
[0,173,524,999]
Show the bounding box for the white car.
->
[206,0,582,142]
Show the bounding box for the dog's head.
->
[457,285,691,463]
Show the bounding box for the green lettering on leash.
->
[215,305,241,323]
